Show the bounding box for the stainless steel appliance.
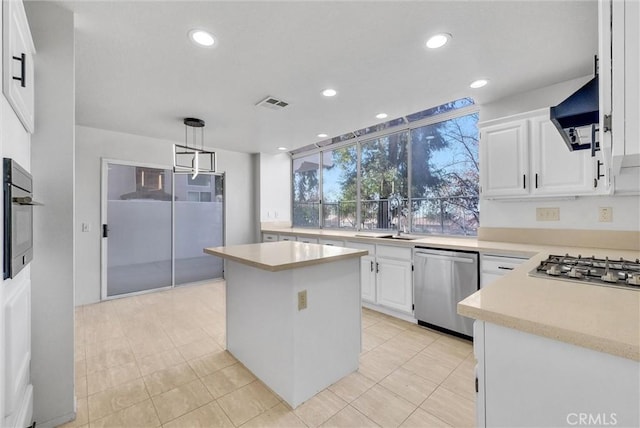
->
[3,158,42,279]
[413,247,479,339]
[529,254,640,290]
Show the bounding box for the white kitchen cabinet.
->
[480,110,607,199]
[376,256,413,313]
[475,321,639,427]
[262,233,277,242]
[601,0,640,174]
[278,235,296,242]
[2,0,35,133]
[360,255,376,303]
[480,119,529,197]
[319,238,343,247]
[480,253,529,288]
[296,236,318,244]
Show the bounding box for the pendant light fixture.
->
[173,117,216,178]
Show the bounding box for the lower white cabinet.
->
[480,253,529,288]
[360,255,376,303]
[262,233,277,242]
[376,256,412,313]
[278,235,296,242]
[475,321,639,427]
[296,236,318,244]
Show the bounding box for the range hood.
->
[549,74,599,152]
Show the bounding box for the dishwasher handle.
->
[414,252,475,264]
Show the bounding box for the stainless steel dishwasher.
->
[413,247,479,339]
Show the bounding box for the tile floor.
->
[66,280,475,428]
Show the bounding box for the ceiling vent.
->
[256,96,289,110]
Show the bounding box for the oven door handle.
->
[12,196,44,206]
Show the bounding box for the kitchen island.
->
[458,249,640,427]
[204,241,368,408]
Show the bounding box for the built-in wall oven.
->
[3,158,42,279]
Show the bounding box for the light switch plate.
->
[297,290,307,310]
[536,207,560,221]
[598,207,613,222]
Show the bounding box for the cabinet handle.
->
[370,260,374,272]
[498,266,514,270]
[523,174,526,189]
[12,53,26,88]
[535,173,538,189]
[376,262,379,273]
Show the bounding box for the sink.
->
[378,235,419,241]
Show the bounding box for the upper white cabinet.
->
[2,0,35,133]
[480,119,529,198]
[600,0,640,174]
[480,110,608,199]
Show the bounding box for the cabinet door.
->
[2,0,35,133]
[480,120,529,197]
[376,257,412,313]
[530,116,594,196]
[360,255,376,303]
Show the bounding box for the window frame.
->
[290,104,480,235]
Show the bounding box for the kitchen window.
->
[291,99,479,236]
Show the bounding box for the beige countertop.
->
[262,227,640,361]
[204,241,368,272]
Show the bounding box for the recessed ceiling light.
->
[470,79,489,89]
[376,113,388,119]
[277,147,288,151]
[189,29,215,47]
[322,89,337,97]
[317,133,328,138]
[426,33,451,49]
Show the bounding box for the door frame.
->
[100,158,226,300]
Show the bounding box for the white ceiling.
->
[56,0,597,154]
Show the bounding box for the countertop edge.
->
[458,302,640,361]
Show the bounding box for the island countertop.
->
[204,241,368,272]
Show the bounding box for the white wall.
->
[25,2,76,427]
[258,153,291,222]
[75,125,255,305]
[479,76,640,232]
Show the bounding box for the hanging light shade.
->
[173,117,217,178]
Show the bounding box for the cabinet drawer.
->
[376,244,411,260]
[263,233,277,242]
[319,239,343,247]
[278,235,296,241]
[481,254,528,274]
[344,241,375,254]
[297,236,318,244]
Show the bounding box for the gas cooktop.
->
[529,254,640,291]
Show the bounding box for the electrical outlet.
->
[598,207,613,222]
[297,290,307,310]
[536,207,560,221]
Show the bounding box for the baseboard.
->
[362,302,417,323]
[478,227,640,251]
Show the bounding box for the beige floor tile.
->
[399,327,441,346]
[163,401,234,428]
[358,348,403,382]
[242,402,307,428]
[87,361,141,395]
[421,337,472,369]
[75,359,86,378]
[87,378,149,421]
[420,387,475,428]
[164,326,210,347]
[76,376,88,399]
[123,324,168,343]
[86,347,136,374]
[143,362,198,396]
[75,341,86,362]
[178,337,224,361]
[188,349,237,377]
[129,336,175,359]
[58,397,88,428]
[137,347,185,377]
[402,354,455,385]
[201,363,256,398]
[217,381,281,426]
[151,378,213,423]
[440,370,475,402]
[85,337,130,359]
[320,405,379,427]
[89,399,160,428]
[362,331,387,352]
[364,321,406,341]
[84,321,125,344]
[400,408,452,428]
[328,372,375,403]
[294,389,348,427]
[351,385,416,427]
[379,367,439,406]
